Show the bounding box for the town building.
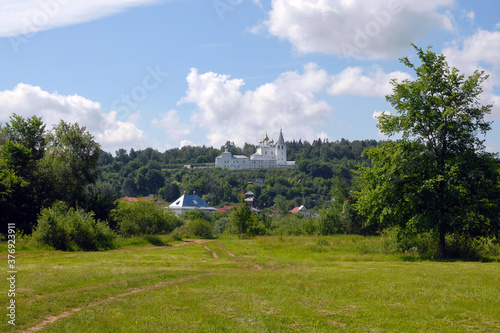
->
[290,205,319,219]
[215,129,296,170]
[168,191,217,215]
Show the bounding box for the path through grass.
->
[1,236,499,332]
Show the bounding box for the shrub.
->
[33,201,115,251]
[111,199,181,236]
[379,227,437,258]
[188,218,214,239]
[213,216,231,236]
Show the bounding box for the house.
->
[121,197,139,203]
[217,205,233,214]
[290,205,318,218]
[168,191,218,215]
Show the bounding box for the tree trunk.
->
[438,230,446,259]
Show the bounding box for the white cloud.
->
[152,109,192,141]
[372,110,391,138]
[0,83,146,151]
[260,0,455,58]
[327,67,412,97]
[461,10,475,23]
[179,63,332,147]
[372,110,390,120]
[444,29,500,67]
[0,0,163,37]
[180,140,197,148]
[443,29,500,118]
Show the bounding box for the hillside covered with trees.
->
[97,138,380,211]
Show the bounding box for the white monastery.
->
[215,129,296,170]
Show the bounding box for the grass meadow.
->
[1,235,499,332]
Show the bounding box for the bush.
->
[111,199,181,236]
[33,201,115,251]
[213,216,231,236]
[379,227,437,258]
[188,218,214,239]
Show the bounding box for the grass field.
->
[1,235,499,332]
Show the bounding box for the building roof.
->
[277,128,285,145]
[121,197,139,202]
[169,193,217,211]
[217,205,233,214]
[291,205,307,214]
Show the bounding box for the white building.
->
[215,129,296,170]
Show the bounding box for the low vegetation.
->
[1,235,498,332]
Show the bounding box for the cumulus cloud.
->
[179,63,332,147]
[152,109,192,141]
[444,29,500,67]
[259,0,454,58]
[180,140,197,148]
[327,67,412,96]
[372,110,392,138]
[443,29,500,118]
[0,0,164,37]
[0,83,146,151]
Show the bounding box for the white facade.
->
[215,129,296,170]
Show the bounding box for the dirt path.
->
[20,274,214,333]
[0,239,213,259]
[109,239,213,253]
[17,239,215,332]
[216,242,235,257]
[204,245,218,258]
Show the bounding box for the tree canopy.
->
[0,116,101,234]
[355,45,500,258]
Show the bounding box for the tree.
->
[45,120,100,206]
[355,45,500,258]
[230,193,252,235]
[0,115,46,233]
[4,114,46,160]
[0,142,31,233]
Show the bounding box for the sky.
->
[0,0,499,153]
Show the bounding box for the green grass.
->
[1,236,499,332]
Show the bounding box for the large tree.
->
[0,116,102,233]
[355,45,500,258]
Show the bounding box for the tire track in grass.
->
[20,273,215,333]
[216,242,263,270]
[20,239,215,332]
[204,245,218,258]
[216,242,235,257]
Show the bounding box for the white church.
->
[215,129,296,170]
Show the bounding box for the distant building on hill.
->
[215,129,296,170]
[168,191,217,215]
[290,205,319,219]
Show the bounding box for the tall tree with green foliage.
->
[45,120,100,206]
[1,115,103,233]
[355,45,500,258]
[0,115,46,233]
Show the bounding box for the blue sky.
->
[1,0,499,153]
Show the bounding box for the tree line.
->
[1,46,499,258]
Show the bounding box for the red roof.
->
[217,205,233,213]
[121,197,139,202]
[290,205,307,214]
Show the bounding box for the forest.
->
[0,113,383,252]
[98,137,380,210]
